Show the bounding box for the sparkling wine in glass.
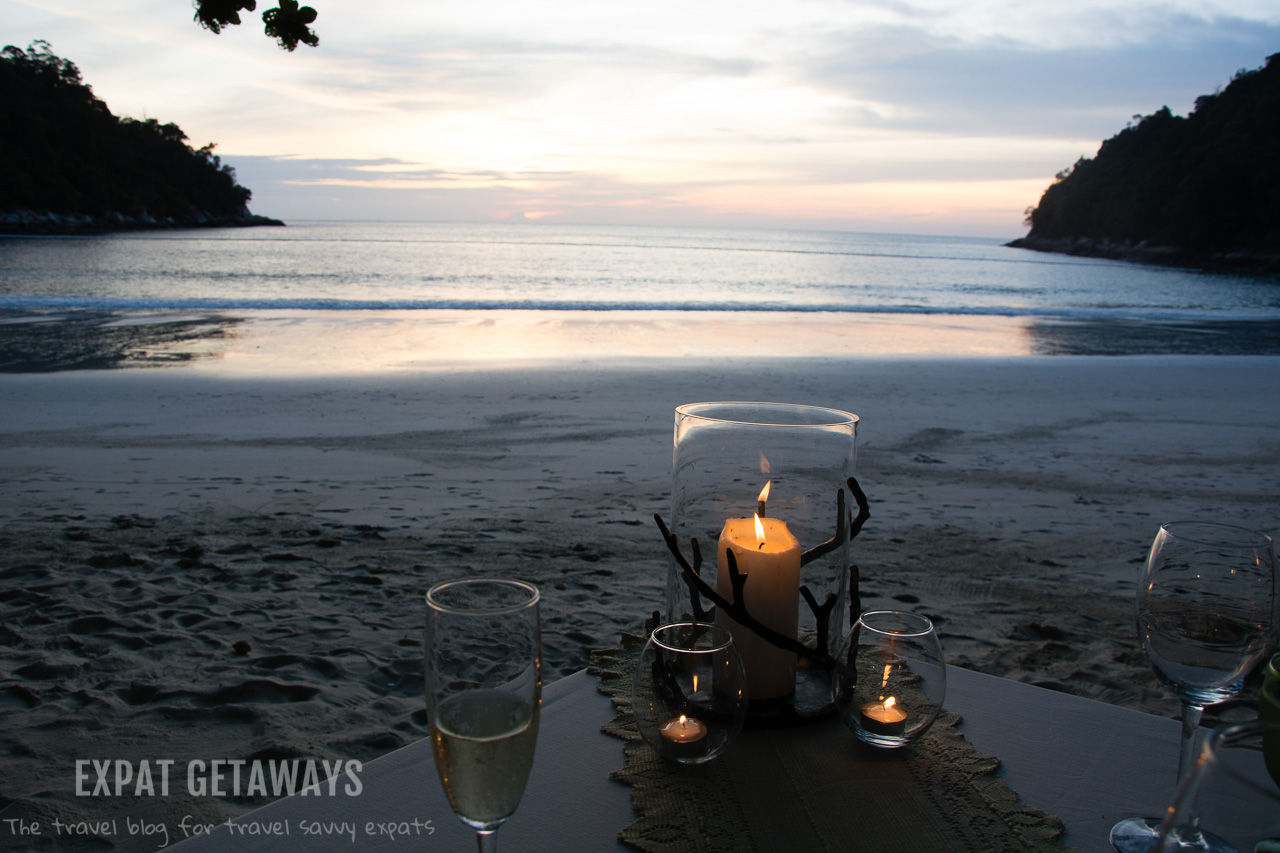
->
[1110,522,1276,853]
[426,578,541,853]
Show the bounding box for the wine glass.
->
[1152,721,1280,852]
[425,578,541,853]
[1110,522,1276,853]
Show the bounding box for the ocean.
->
[2,221,1279,362]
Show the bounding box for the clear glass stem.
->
[476,829,498,853]
[1176,702,1204,787]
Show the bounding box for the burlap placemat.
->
[590,632,1071,853]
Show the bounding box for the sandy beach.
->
[2,309,1279,850]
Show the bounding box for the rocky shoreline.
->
[1007,235,1280,277]
[0,208,285,235]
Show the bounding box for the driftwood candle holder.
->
[654,476,870,720]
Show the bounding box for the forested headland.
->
[1011,52,1279,275]
[0,41,281,234]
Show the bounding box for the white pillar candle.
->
[716,513,801,700]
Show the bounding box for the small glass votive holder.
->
[832,610,946,748]
[632,622,747,764]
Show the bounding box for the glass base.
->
[744,665,834,725]
[853,728,914,749]
[1110,817,1239,853]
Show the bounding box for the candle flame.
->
[754,513,765,545]
[678,715,687,725]
[883,696,897,711]
[758,480,772,502]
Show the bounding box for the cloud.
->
[9,0,1279,237]
[225,155,697,222]
[796,14,1280,139]
[223,153,1041,238]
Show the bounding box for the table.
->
[172,665,1182,852]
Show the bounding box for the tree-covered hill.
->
[1011,52,1279,274]
[0,41,281,233]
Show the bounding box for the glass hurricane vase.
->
[668,402,858,719]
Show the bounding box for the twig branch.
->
[654,475,871,673]
[684,538,710,622]
[848,565,862,625]
[655,515,712,622]
[800,586,837,657]
[801,487,846,566]
[656,513,838,671]
[799,476,870,566]
[847,476,870,540]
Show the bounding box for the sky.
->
[4,0,1279,237]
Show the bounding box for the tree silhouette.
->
[0,41,261,226]
[1019,53,1280,264]
[194,0,319,50]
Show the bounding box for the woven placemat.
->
[590,632,1072,853]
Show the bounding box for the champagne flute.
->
[1110,522,1276,853]
[425,578,541,853]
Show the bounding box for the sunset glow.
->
[4,0,1277,235]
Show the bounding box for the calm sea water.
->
[2,220,1279,320]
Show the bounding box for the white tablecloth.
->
[173,665,1181,852]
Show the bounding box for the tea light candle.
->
[860,697,906,735]
[660,715,708,759]
[716,490,801,701]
